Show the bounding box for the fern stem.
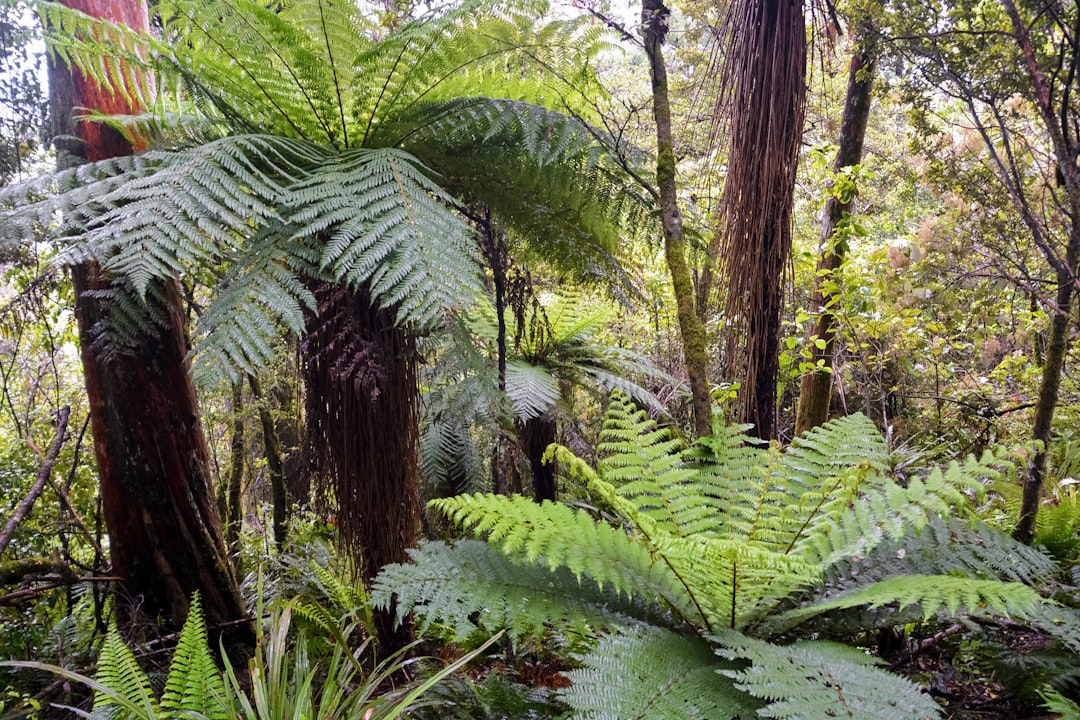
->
[783,472,846,556]
[315,0,349,147]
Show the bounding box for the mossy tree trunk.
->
[642,0,712,439]
[249,373,288,548]
[220,381,244,553]
[49,0,250,645]
[795,44,876,436]
[999,0,1080,543]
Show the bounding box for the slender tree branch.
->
[0,406,70,555]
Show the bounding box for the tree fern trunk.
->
[520,414,557,502]
[718,0,807,441]
[50,0,250,647]
[795,43,875,436]
[303,283,419,651]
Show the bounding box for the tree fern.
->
[380,395,1080,719]
[11,0,649,386]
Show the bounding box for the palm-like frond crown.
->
[5,0,649,382]
[375,396,1078,719]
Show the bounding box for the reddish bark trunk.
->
[49,0,249,642]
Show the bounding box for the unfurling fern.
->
[375,394,1079,720]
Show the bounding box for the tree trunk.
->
[520,414,557,502]
[303,283,419,652]
[795,45,876,436]
[480,212,511,495]
[222,381,244,553]
[1016,273,1073,543]
[718,0,807,441]
[249,373,288,548]
[1000,0,1080,543]
[49,0,250,644]
[642,0,712,439]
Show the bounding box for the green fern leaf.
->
[771,574,1046,631]
[93,626,160,718]
[371,540,670,640]
[560,626,760,720]
[713,631,943,720]
[161,594,229,720]
[430,494,695,618]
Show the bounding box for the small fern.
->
[92,627,160,719]
[160,594,230,720]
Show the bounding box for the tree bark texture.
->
[717,0,807,441]
[49,0,250,642]
[642,0,712,439]
[302,283,419,651]
[795,46,875,436]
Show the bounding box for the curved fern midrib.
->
[314,0,350,148]
[180,10,317,141]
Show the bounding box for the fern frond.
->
[649,532,820,630]
[796,446,1011,566]
[93,626,159,718]
[713,631,944,720]
[371,540,670,640]
[161,594,229,720]
[559,626,760,720]
[431,493,695,619]
[1039,686,1080,720]
[190,228,317,385]
[282,147,481,327]
[771,575,1046,632]
[505,360,560,421]
[419,419,486,496]
[596,394,701,534]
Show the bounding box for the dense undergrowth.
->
[3,394,1080,719]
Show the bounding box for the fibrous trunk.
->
[795,44,875,436]
[303,283,419,650]
[718,0,807,441]
[50,0,249,644]
[520,414,557,502]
